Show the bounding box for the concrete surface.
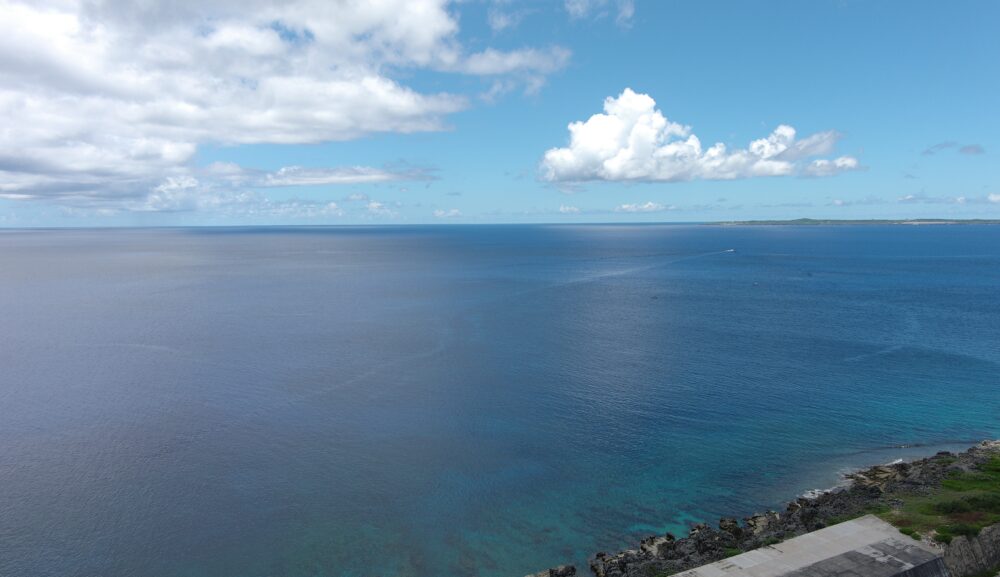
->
[674,515,948,577]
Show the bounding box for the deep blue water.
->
[1,224,999,577]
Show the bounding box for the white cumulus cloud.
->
[559,204,581,213]
[540,88,861,183]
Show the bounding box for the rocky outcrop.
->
[944,523,1000,577]
[848,464,905,492]
[526,565,576,577]
[745,511,781,535]
[526,440,1000,577]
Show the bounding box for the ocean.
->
[1,224,998,577]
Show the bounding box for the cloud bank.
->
[540,89,861,183]
[0,0,568,210]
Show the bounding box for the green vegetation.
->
[724,547,742,558]
[877,457,1000,544]
[761,536,782,546]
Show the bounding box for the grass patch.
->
[877,456,1000,544]
[942,458,1000,491]
[762,537,782,546]
[724,547,742,558]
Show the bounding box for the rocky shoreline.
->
[529,440,1000,577]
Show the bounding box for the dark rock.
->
[688,523,710,537]
[639,533,674,556]
[944,523,1000,577]
[745,511,780,535]
[719,517,740,536]
[527,565,576,577]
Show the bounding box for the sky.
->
[1,0,998,226]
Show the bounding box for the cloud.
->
[9,159,429,215]
[922,142,958,155]
[897,193,995,205]
[487,1,531,32]
[81,174,345,218]
[456,47,571,76]
[540,88,860,183]
[899,193,939,204]
[565,0,634,26]
[234,199,342,219]
[366,200,396,217]
[488,10,517,32]
[559,204,581,213]
[615,201,673,213]
[199,163,431,188]
[802,156,861,177]
[0,0,568,211]
[828,196,884,207]
[433,208,461,218]
[616,0,635,26]
[922,141,985,156]
[261,166,431,187]
[460,47,570,99]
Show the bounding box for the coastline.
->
[529,440,1000,577]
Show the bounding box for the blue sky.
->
[1,0,998,226]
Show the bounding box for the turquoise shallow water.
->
[1,224,998,577]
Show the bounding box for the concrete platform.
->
[674,516,949,577]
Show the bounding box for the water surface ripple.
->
[1,225,998,577]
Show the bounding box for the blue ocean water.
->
[1,224,998,577]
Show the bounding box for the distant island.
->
[710,218,1000,226]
